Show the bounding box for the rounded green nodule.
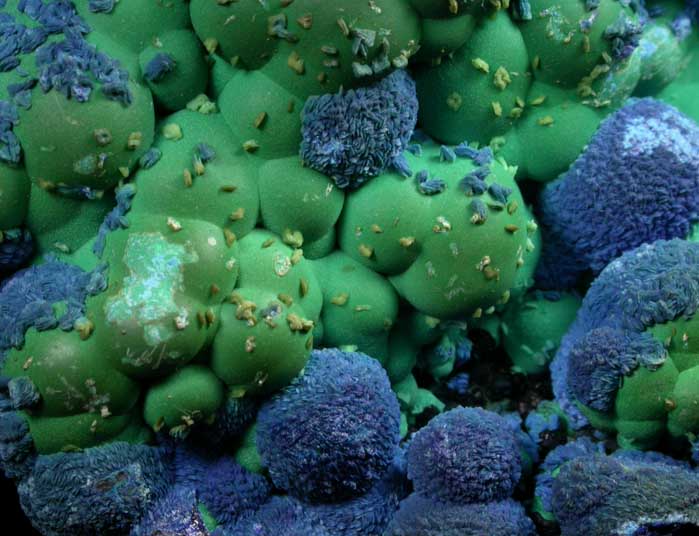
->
[25,183,113,256]
[22,410,149,454]
[258,156,345,243]
[0,163,30,230]
[505,83,602,181]
[339,139,536,319]
[211,294,314,396]
[3,329,140,419]
[235,423,264,475]
[517,0,626,89]
[579,314,699,449]
[15,84,154,191]
[501,291,581,375]
[312,251,399,365]
[210,230,322,396]
[416,10,530,146]
[143,365,224,435]
[139,29,208,111]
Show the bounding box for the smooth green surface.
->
[26,184,113,255]
[416,11,530,146]
[139,29,209,111]
[143,365,224,433]
[517,0,623,88]
[415,14,476,61]
[131,111,259,234]
[501,291,581,375]
[15,86,154,191]
[236,423,264,475]
[211,230,321,396]
[219,70,304,160]
[259,156,345,242]
[503,82,603,181]
[578,314,699,449]
[4,329,139,418]
[313,251,399,365]
[339,140,537,318]
[0,164,30,230]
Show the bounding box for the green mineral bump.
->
[143,365,225,436]
[339,139,537,319]
[211,230,322,396]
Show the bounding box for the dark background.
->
[1,474,41,534]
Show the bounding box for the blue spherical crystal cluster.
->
[406,407,521,504]
[386,407,535,536]
[551,239,699,439]
[1,1,699,535]
[536,443,699,536]
[257,348,400,503]
[300,69,418,189]
[19,442,172,536]
[536,98,699,288]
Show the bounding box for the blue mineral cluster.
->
[300,69,418,189]
[551,239,699,435]
[256,349,400,503]
[536,445,699,535]
[537,98,699,289]
[386,407,535,536]
[1,0,699,535]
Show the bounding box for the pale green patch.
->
[106,233,198,345]
[688,222,699,242]
[541,7,571,43]
[273,253,291,276]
